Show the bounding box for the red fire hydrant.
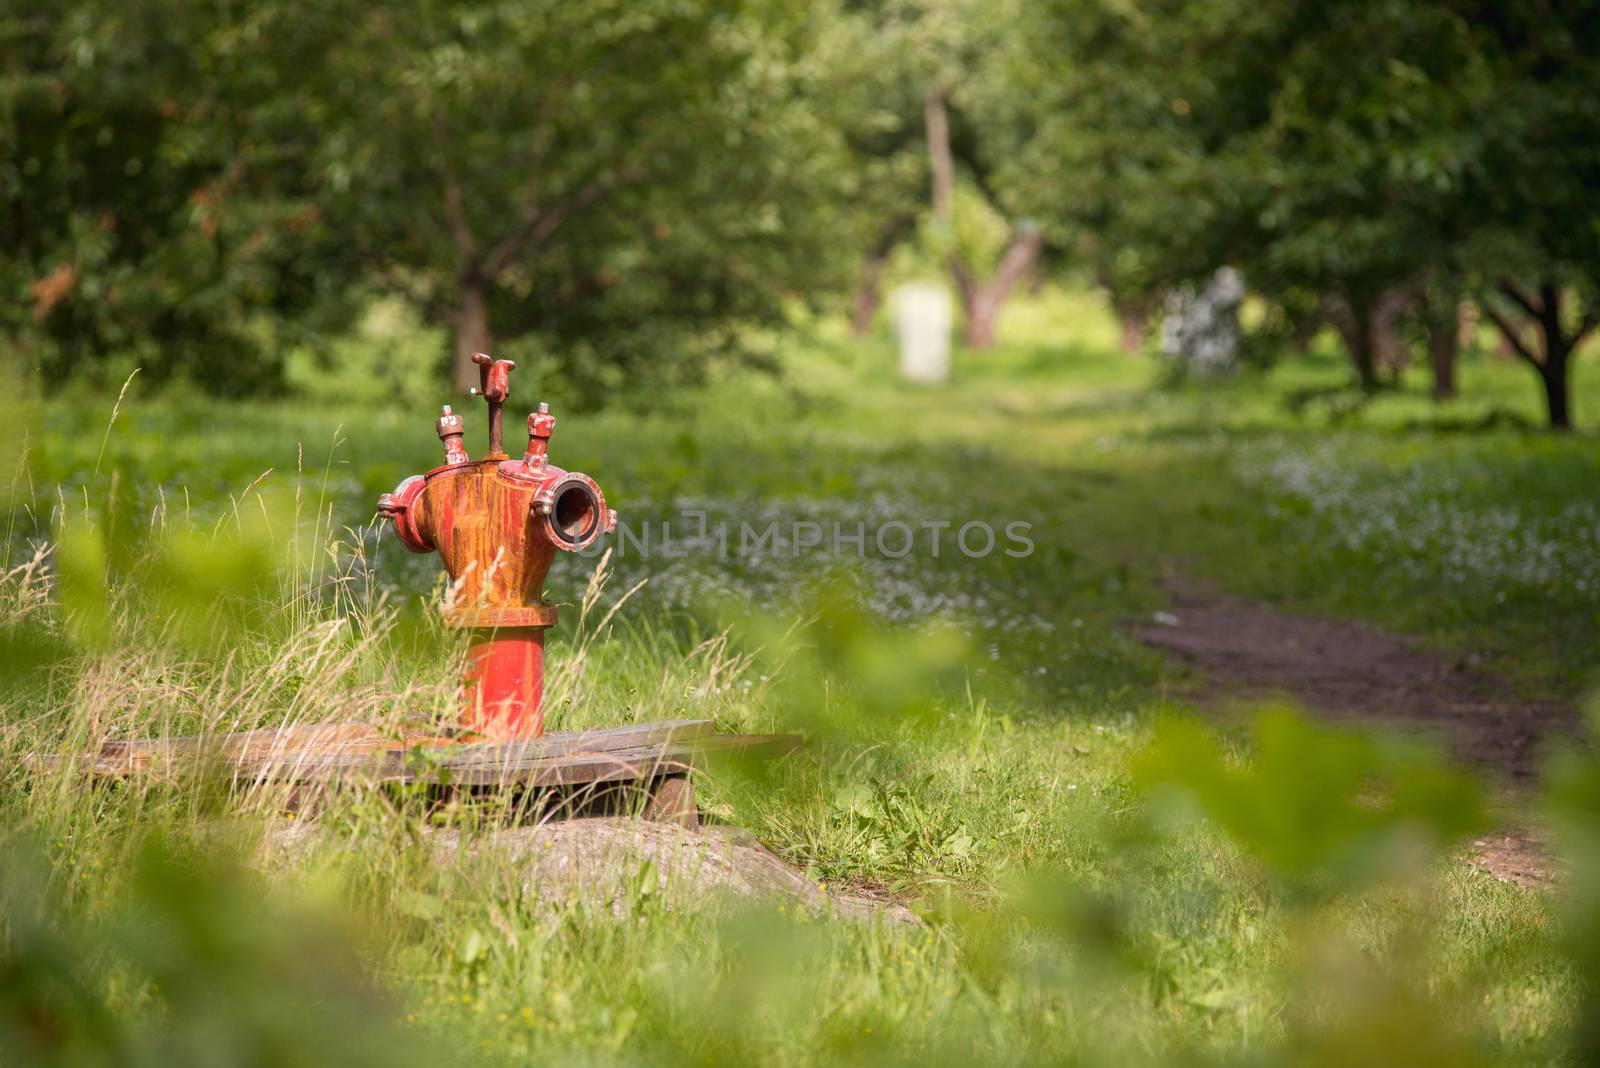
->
[377,353,615,739]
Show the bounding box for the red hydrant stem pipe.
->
[462,626,547,738]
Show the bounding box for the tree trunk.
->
[1427,319,1458,400]
[1424,295,1459,400]
[924,81,1041,351]
[924,84,956,226]
[1372,285,1411,378]
[1108,285,1150,353]
[1349,331,1379,392]
[850,255,888,335]
[1326,284,1413,391]
[850,226,906,336]
[1542,358,1571,429]
[1325,294,1380,391]
[1290,314,1321,356]
[1118,309,1147,354]
[1536,284,1574,431]
[966,292,1002,349]
[962,226,1044,349]
[453,281,493,393]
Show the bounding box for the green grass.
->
[3,289,1597,1064]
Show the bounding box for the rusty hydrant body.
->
[378,354,614,738]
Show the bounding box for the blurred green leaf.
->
[1132,705,1486,890]
[54,520,110,649]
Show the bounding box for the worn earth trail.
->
[1133,572,1579,888]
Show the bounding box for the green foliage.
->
[284,299,447,412]
[10,0,1599,415]
[1545,704,1600,1063]
[992,1,1490,290]
[1133,707,1486,891]
[1,0,355,395]
[735,575,971,742]
[3,0,876,401]
[52,520,110,649]
[0,834,428,1066]
[913,179,1014,285]
[307,0,860,402]
[49,477,300,660]
[988,0,1600,412]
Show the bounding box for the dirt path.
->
[1133,575,1577,888]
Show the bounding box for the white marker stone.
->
[893,282,952,385]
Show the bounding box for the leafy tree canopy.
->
[2,0,354,395]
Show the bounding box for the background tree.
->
[821,0,1046,349]
[970,0,1202,352]
[996,0,1495,392]
[1414,276,1465,400]
[1,0,352,396]
[312,0,856,402]
[923,81,1042,349]
[1455,2,1600,430]
[914,0,1046,349]
[803,7,928,336]
[3,0,860,403]
[10,0,1598,421]
[996,0,1600,424]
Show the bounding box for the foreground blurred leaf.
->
[54,520,110,650]
[0,834,431,1066]
[1545,698,1600,1062]
[1132,705,1486,891]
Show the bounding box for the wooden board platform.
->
[27,719,801,789]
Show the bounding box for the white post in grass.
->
[894,282,952,385]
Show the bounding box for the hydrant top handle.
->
[467,351,517,458]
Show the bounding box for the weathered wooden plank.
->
[230,743,675,787]
[444,743,694,787]
[642,774,698,829]
[25,722,390,776]
[30,719,719,778]
[435,732,797,778]
[422,732,803,787]
[28,720,800,796]
[219,732,801,787]
[435,719,717,767]
[215,719,723,778]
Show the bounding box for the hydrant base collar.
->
[442,604,560,629]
